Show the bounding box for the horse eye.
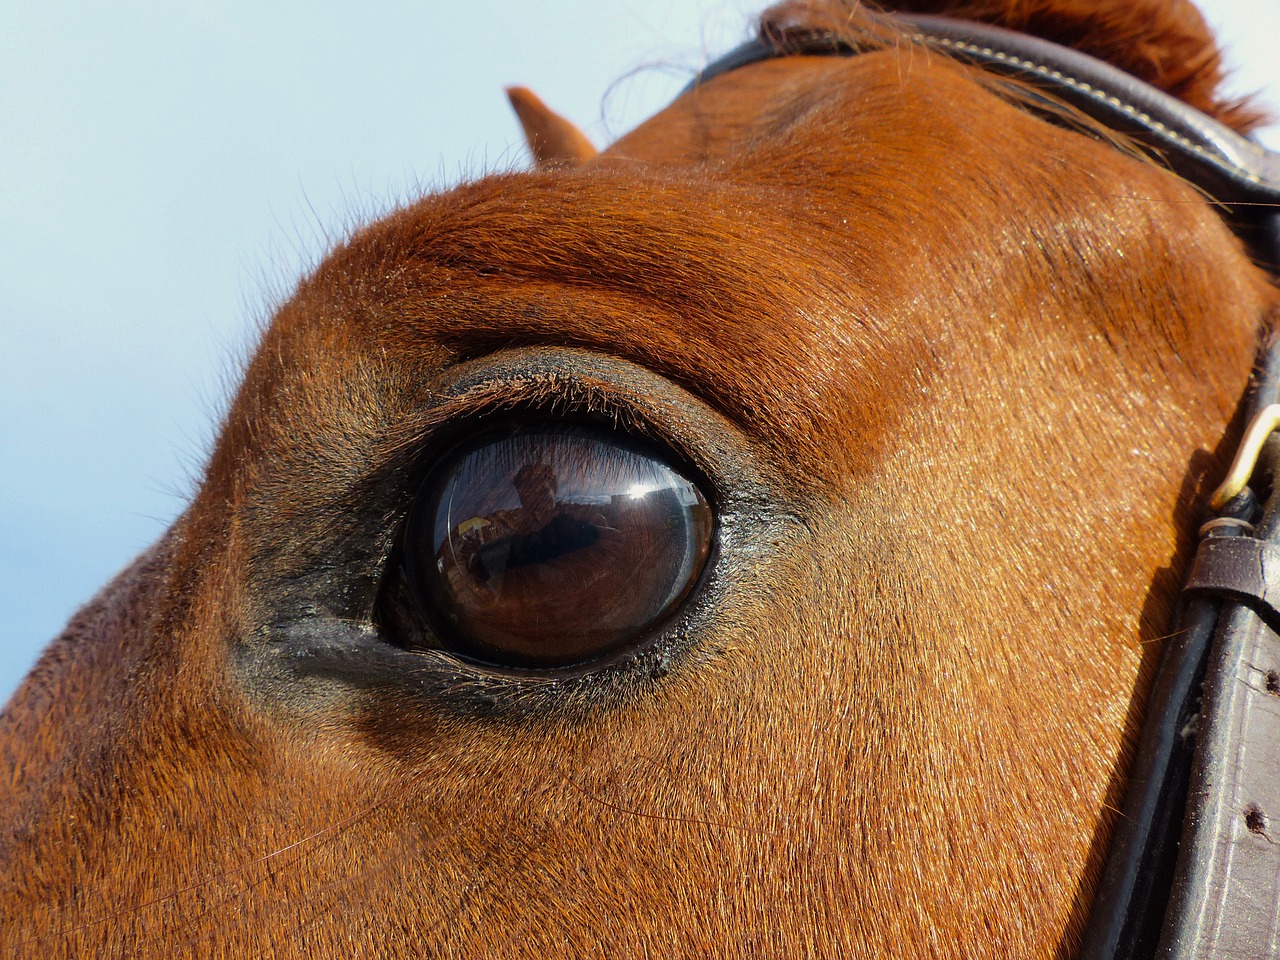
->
[401,424,714,669]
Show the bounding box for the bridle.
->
[686,13,1280,960]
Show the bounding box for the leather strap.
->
[1157,419,1280,960]
[1159,603,1280,959]
[1185,536,1280,625]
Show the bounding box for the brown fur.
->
[2,2,1277,957]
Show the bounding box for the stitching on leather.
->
[916,34,1264,187]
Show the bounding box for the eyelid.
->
[392,349,731,492]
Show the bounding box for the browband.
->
[685,13,1280,960]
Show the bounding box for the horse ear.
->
[506,87,598,167]
[761,0,1269,134]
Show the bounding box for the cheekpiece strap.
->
[1152,350,1280,960]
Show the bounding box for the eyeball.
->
[402,424,714,668]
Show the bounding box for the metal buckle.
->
[1209,403,1280,510]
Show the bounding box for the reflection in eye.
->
[402,424,713,668]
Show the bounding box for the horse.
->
[3,0,1278,956]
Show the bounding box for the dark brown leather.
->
[1185,536,1280,624]
[1158,603,1280,959]
[1165,529,1280,957]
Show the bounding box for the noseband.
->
[688,15,1280,960]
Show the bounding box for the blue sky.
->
[3,0,1278,703]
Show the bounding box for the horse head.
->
[3,1,1278,956]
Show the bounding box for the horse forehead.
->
[292,50,1128,359]
[609,50,1057,175]
[235,49,1206,489]
[274,53,1023,348]
[245,187,919,484]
